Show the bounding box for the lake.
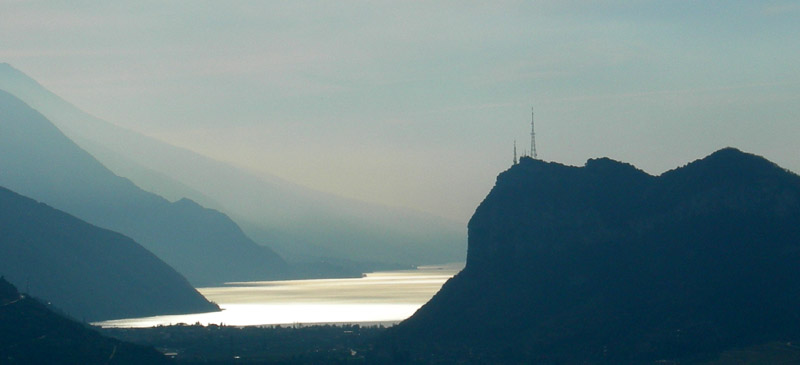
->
[94,263,463,328]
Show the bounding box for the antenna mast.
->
[530,107,538,160]
[513,140,518,165]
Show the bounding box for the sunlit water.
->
[94,263,463,328]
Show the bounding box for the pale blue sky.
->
[2,1,799,221]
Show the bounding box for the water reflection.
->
[95,263,463,328]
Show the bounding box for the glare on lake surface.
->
[94,263,463,328]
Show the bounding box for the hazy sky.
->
[2,1,799,222]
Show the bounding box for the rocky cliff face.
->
[384,148,800,363]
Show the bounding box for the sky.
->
[1,1,799,222]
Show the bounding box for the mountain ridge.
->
[0,63,465,267]
[0,184,218,321]
[0,87,290,286]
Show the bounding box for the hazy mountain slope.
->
[384,148,800,363]
[0,63,465,267]
[0,88,289,286]
[0,278,170,363]
[0,186,218,321]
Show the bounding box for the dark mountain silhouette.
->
[0,88,289,286]
[383,148,800,363]
[0,185,218,321]
[0,277,170,364]
[0,63,465,269]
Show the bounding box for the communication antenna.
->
[530,107,538,160]
[513,140,518,165]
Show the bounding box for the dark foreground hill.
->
[0,277,170,364]
[0,88,289,286]
[383,148,800,363]
[0,185,218,321]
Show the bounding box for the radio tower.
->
[530,107,538,160]
[513,140,518,165]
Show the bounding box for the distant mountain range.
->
[0,185,218,321]
[384,148,800,363]
[0,63,465,268]
[0,88,289,286]
[0,277,170,363]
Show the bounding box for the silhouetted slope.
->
[0,185,218,321]
[0,88,289,285]
[0,277,170,364]
[0,63,465,268]
[385,148,800,363]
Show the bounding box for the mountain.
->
[0,185,218,321]
[0,63,465,268]
[0,277,170,364]
[0,88,289,286]
[383,148,800,363]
